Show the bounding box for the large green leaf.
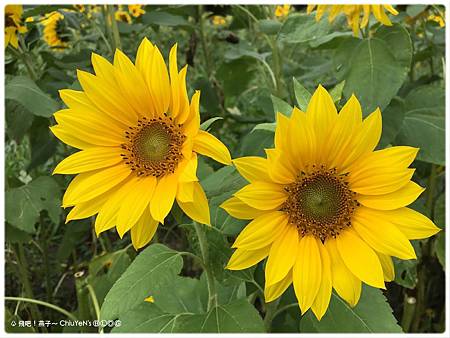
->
[300,286,402,333]
[5,76,59,118]
[395,85,445,165]
[100,244,184,320]
[278,14,330,44]
[5,176,62,233]
[141,11,191,27]
[114,299,265,333]
[374,24,412,69]
[339,38,406,115]
[292,78,311,111]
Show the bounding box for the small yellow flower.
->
[275,5,291,18]
[211,15,226,26]
[428,14,445,28]
[5,5,27,49]
[73,4,85,13]
[41,11,68,50]
[51,38,231,250]
[307,4,399,36]
[144,296,154,303]
[115,8,132,24]
[128,5,145,18]
[25,16,34,23]
[222,85,440,320]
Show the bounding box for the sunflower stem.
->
[106,5,121,51]
[264,298,280,332]
[193,222,217,311]
[197,5,213,80]
[7,44,38,81]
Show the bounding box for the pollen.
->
[281,166,359,241]
[120,115,186,178]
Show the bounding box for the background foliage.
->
[4,4,446,333]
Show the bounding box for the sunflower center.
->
[5,14,16,28]
[121,115,186,178]
[282,166,359,241]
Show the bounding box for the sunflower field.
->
[4,3,446,334]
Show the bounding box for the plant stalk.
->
[193,222,217,311]
[106,5,121,51]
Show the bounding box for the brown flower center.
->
[282,166,359,241]
[121,115,185,178]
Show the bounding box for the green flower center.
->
[121,116,186,178]
[282,167,358,240]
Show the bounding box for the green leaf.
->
[142,11,191,27]
[329,80,345,104]
[379,97,405,147]
[434,193,445,229]
[252,122,276,133]
[300,286,402,333]
[339,38,406,115]
[271,95,293,117]
[406,5,427,18]
[395,85,445,165]
[374,24,412,69]
[5,100,34,141]
[5,176,62,233]
[240,129,274,157]
[434,232,445,270]
[114,299,265,333]
[100,244,184,320]
[200,117,223,131]
[278,14,329,44]
[5,76,59,118]
[217,58,256,97]
[293,78,311,111]
[258,19,282,35]
[394,258,417,289]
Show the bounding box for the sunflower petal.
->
[233,157,271,182]
[150,173,178,223]
[265,270,292,303]
[130,208,159,250]
[176,181,211,225]
[234,182,287,211]
[220,196,269,220]
[376,252,395,282]
[311,241,333,320]
[227,246,270,270]
[193,130,232,165]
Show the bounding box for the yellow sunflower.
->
[5,5,27,49]
[128,5,145,18]
[275,5,291,18]
[307,4,399,36]
[73,4,85,13]
[222,85,440,320]
[42,11,68,50]
[115,6,132,24]
[211,15,226,26]
[51,38,231,250]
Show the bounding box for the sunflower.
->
[211,15,226,26]
[128,5,145,18]
[222,85,440,320]
[307,4,399,36]
[51,38,231,250]
[42,11,69,50]
[275,5,291,18]
[428,13,445,28]
[5,5,27,49]
[73,4,85,13]
[115,6,132,24]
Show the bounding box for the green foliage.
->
[300,287,403,333]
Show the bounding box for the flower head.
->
[275,5,291,18]
[115,6,132,24]
[51,38,231,250]
[42,11,69,50]
[211,15,226,26]
[128,5,145,18]
[222,85,440,320]
[307,4,399,36]
[5,5,27,49]
[73,4,85,13]
[428,13,445,28]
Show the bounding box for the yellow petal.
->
[306,85,338,158]
[383,4,399,15]
[176,181,195,203]
[265,148,297,184]
[233,157,271,183]
[150,173,178,223]
[293,235,322,314]
[232,211,288,250]
[116,176,157,238]
[339,108,382,171]
[371,5,392,26]
[176,181,211,225]
[183,90,201,137]
[62,164,131,206]
[169,44,180,118]
[226,246,270,270]
[234,182,287,211]
[50,125,94,150]
[336,229,385,289]
[179,153,198,183]
[289,108,316,170]
[193,130,232,165]
[265,224,298,286]
[357,181,425,210]
[130,208,159,250]
[324,239,361,307]
[66,191,111,223]
[379,207,441,240]
[353,206,417,259]
[376,252,395,282]
[174,65,190,124]
[264,269,292,303]
[53,147,123,174]
[220,196,269,220]
[311,241,333,320]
